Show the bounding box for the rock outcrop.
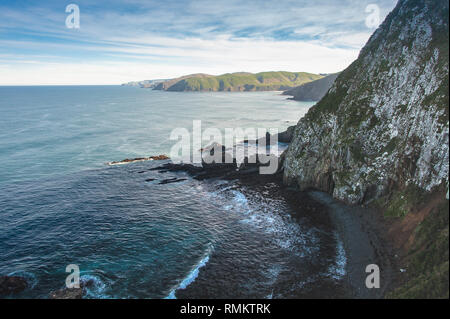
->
[107,155,169,166]
[0,276,28,296]
[121,79,169,88]
[49,277,98,299]
[283,73,340,101]
[284,0,449,205]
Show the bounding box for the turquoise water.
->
[0,86,345,298]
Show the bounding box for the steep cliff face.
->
[284,0,449,205]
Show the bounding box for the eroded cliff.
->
[284,0,448,205]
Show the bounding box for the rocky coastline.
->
[143,146,397,298]
[1,140,398,298]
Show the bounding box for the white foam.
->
[327,233,347,280]
[80,274,108,299]
[165,245,213,299]
[207,186,319,256]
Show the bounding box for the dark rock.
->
[159,178,187,185]
[49,278,95,299]
[200,142,226,154]
[108,154,169,166]
[276,126,296,143]
[243,127,295,145]
[49,287,83,299]
[0,275,28,296]
[283,73,340,101]
[152,152,282,182]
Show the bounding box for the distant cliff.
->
[283,0,448,298]
[121,79,169,88]
[283,73,340,101]
[153,71,323,92]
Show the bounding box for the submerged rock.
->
[108,154,169,166]
[0,275,28,296]
[159,178,187,184]
[49,278,95,299]
[49,287,84,299]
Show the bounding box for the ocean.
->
[0,86,346,298]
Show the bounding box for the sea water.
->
[0,86,345,298]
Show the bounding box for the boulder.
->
[0,275,28,296]
[49,287,84,299]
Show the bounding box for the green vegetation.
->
[383,137,400,155]
[377,184,430,218]
[388,199,449,298]
[159,71,323,92]
[370,183,449,298]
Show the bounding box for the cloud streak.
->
[0,0,398,85]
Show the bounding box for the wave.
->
[206,186,321,258]
[80,274,109,299]
[165,244,214,299]
[327,233,347,280]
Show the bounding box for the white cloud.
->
[332,32,374,48]
[0,36,359,85]
[0,0,398,85]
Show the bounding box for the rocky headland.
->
[152,71,323,92]
[283,0,448,298]
[283,73,340,101]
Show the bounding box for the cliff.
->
[153,71,323,92]
[283,73,340,101]
[283,0,449,298]
[121,79,168,88]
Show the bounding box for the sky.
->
[0,0,398,85]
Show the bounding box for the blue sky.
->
[0,0,398,85]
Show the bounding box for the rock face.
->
[277,125,296,143]
[284,0,449,205]
[283,73,340,101]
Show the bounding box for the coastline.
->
[153,156,397,299]
[309,191,396,298]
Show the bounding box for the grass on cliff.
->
[382,184,428,218]
[171,71,323,92]
[387,198,449,299]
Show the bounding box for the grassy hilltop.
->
[154,71,323,92]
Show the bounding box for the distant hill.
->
[121,79,169,88]
[282,73,340,101]
[153,71,324,92]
